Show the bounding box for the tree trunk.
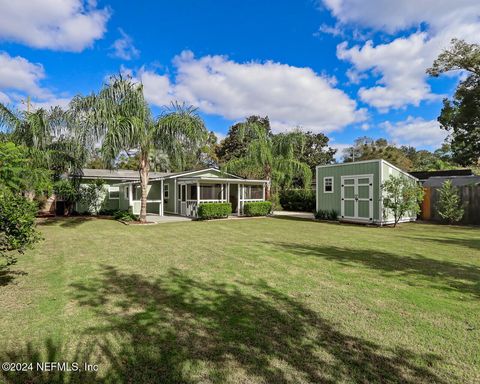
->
[139,152,150,223]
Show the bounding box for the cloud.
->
[111,29,140,60]
[324,0,480,110]
[0,0,110,51]
[382,116,448,147]
[0,52,51,99]
[136,51,365,133]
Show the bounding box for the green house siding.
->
[317,161,381,221]
[163,179,176,213]
[316,160,418,225]
[75,179,121,213]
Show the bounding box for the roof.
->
[423,175,480,187]
[74,168,171,180]
[409,169,473,181]
[316,159,417,180]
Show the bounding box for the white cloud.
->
[137,51,365,133]
[111,29,140,60]
[382,116,448,147]
[0,52,51,99]
[325,0,480,110]
[0,0,110,51]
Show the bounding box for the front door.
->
[180,184,187,216]
[341,175,373,222]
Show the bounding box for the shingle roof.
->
[74,168,171,180]
[423,175,480,187]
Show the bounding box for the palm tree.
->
[70,75,207,223]
[0,103,86,181]
[224,122,311,198]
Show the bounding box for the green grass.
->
[0,216,479,383]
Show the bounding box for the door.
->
[341,175,373,221]
[180,184,187,216]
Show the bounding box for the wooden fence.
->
[421,186,480,225]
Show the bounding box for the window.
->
[124,186,129,199]
[164,184,169,199]
[109,186,119,199]
[323,177,333,193]
[244,185,263,199]
[200,184,222,200]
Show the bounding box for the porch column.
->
[262,182,266,200]
[128,183,133,207]
[174,179,177,214]
[160,179,164,216]
[237,183,241,215]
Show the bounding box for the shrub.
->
[243,201,272,216]
[113,210,138,222]
[197,203,232,220]
[279,189,315,212]
[436,180,464,224]
[0,186,40,264]
[79,180,107,215]
[98,208,117,216]
[315,209,338,221]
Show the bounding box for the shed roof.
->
[423,175,480,187]
[409,169,473,181]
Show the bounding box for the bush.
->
[98,208,117,216]
[315,209,338,221]
[0,186,40,264]
[279,189,315,212]
[197,203,232,220]
[113,210,138,222]
[243,201,272,216]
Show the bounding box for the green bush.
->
[243,201,272,216]
[315,209,338,221]
[113,210,138,222]
[0,186,40,263]
[98,208,117,216]
[197,203,232,220]
[279,189,315,212]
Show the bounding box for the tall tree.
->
[216,116,271,164]
[71,75,207,222]
[291,130,336,172]
[224,120,311,198]
[427,39,480,166]
[343,137,413,170]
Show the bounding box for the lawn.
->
[0,217,479,383]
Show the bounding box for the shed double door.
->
[341,175,373,222]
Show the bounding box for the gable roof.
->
[73,168,171,181]
[150,168,243,181]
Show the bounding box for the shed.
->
[316,159,418,225]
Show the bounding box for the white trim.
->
[379,160,383,226]
[340,174,373,222]
[156,168,243,181]
[323,176,334,193]
[316,166,319,212]
[124,186,129,199]
[177,177,268,183]
[164,183,169,199]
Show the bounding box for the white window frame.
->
[323,177,334,193]
[124,186,129,199]
[108,186,120,199]
[164,183,169,199]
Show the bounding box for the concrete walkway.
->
[146,214,192,224]
[272,211,315,220]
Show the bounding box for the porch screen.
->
[200,184,222,200]
[244,185,263,199]
[188,185,197,200]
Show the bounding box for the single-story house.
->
[316,159,418,225]
[74,168,269,218]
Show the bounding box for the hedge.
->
[279,189,315,212]
[243,201,272,216]
[198,202,232,220]
[314,209,338,221]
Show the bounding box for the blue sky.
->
[0,0,478,156]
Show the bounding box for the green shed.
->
[316,159,418,225]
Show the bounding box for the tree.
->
[427,39,480,166]
[382,175,424,227]
[343,137,413,170]
[399,146,457,171]
[0,186,40,265]
[53,179,80,215]
[79,180,107,215]
[216,116,271,164]
[224,120,311,198]
[436,180,464,224]
[71,75,207,222]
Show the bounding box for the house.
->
[316,159,418,225]
[74,168,269,218]
[411,171,480,225]
[409,169,474,184]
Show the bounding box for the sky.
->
[0,0,479,157]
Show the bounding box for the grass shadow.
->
[37,217,94,228]
[267,242,480,298]
[1,265,445,383]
